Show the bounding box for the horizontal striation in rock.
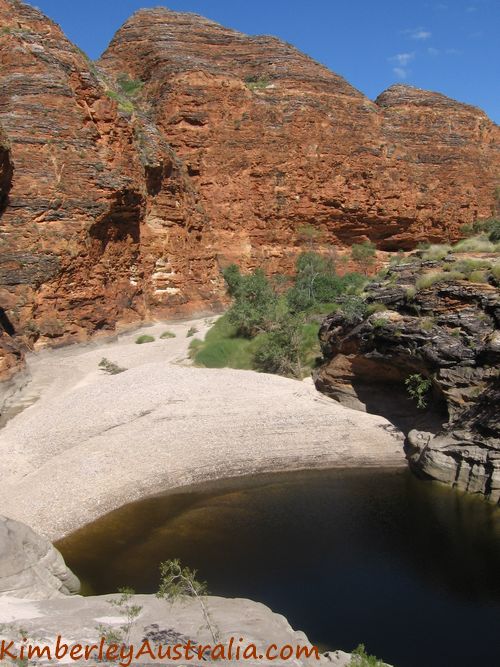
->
[0,0,499,380]
[314,260,500,503]
[100,7,499,264]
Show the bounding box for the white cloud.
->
[393,67,408,79]
[412,29,432,40]
[389,52,415,66]
[427,47,440,55]
[403,27,432,40]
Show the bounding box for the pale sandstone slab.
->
[0,320,405,541]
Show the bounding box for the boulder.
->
[0,515,80,599]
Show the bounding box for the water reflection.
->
[57,469,500,667]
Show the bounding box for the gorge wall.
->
[314,258,500,503]
[0,0,499,380]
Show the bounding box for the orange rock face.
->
[100,7,499,259]
[0,1,499,378]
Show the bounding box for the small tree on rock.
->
[156,559,219,644]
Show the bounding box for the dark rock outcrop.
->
[314,260,500,503]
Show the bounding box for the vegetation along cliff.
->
[0,0,499,391]
[314,232,500,503]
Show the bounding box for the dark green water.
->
[57,469,500,667]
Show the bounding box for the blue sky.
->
[29,0,499,123]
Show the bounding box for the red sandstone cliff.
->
[0,1,498,379]
[99,7,499,258]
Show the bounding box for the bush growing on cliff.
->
[415,271,466,290]
[116,73,144,97]
[339,295,368,322]
[351,242,376,274]
[105,74,144,115]
[461,217,500,243]
[244,75,269,91]
[405,373,432,409]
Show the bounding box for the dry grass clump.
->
[416,271,466,290]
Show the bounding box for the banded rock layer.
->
[0,0,499,379]
[314,260,500,503]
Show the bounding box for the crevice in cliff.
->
[0,307,15,336]
[0,136,13,217]
[89,188,143,248]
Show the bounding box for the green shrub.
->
[351,242,376,273]
[287,252,365,312]
[193,337,255,369]
[190,315,256,370]
[157,559,218,644]
[135,334,155,344]
[468,270,489,283]
[451,235,495,253]
[116,73,144,97]
[349,643,385,666]
[105,74,143,115]
[405,373,432,409]
[416,271,465,290]
[254,315,304,378]
[466,218,500,242]
[227,268,278,337]
[487,219,500,242]
[422,244,451,261]
[491,264,500,280]
[244,75,269,90]
[297,223,321,247]
[222,263,243,296]
[188,338,204,358]
[160,330,176,339]
[192,312,320,377]
[372,317,388,328]
[98,357,126,375]
[340,295,368,322]
[450,258,491,274]
[405,286,417,300]
[186,326,198,337]
[287,252,334,311]
[367,302,388,314]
